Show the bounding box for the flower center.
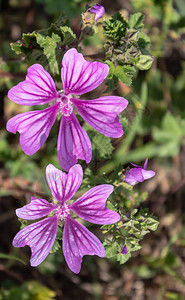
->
[57,93,73,117]
[56,203,69,221]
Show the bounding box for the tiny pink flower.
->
[124,158,155,186]
[121,245,128,254]
[89,4,105,21]
[13,164,120,273]
[7,48,128,171]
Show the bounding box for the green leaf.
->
[103,12,127,41]
[105,60,119,90]
[10,41,23,55]
[106,75,119,91]
[129,13,144,29]
[0,253,25,265]
[174,0,185,16]
[85,122,113,160]
[1,280,56,300]
[22,32,37,46]
[36,33,61,74]
[147,217,159,231]
[133,265,156,279]
[35,0,81,17]
[130,243,142,251]
[117,252,131,264]
[106,61,136,87]
[162,113,183,135]
[165,291,184,300]
[60,26,76,44]
[105,243,118,258]
[50,240,61,254]
[115,65,136,86]
[138,33,151,49]
[91,132,113,160]
[152,113,184,157]
[136,55,153,70]
[56,226,63,240]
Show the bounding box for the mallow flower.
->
[13,164,120,273]
[7,48,128,171]
[89,4,105,21]
[124,158,155,186]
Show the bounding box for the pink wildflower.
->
[89,4,105,21]
[7,48,128,171]
[124,158,155,186]
[13,164,120,273]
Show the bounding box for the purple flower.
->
[121,245,128,254]
[89,4,105,21]
[124,158,156,186]
[7,48,128,171]
[13,164,120,273]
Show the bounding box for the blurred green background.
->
[0,0,185,299]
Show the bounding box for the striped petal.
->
[71,96,128,138]
[70,185,120,224]
[16,197,56,220]
[63,217,105,274]
[46,164,83,203]
[6,103,59,155]
[57,113,92,171]
[13,216,58,266]
[8,64,58,106]
[61,48,109,95]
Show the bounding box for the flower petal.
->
[63,217,105,274]
[13,215,58,266]
[124,168,144,185]
[121,245,128,254]
[61,48,109,95]
[8,64,58,106]
[57,113,92,171]
[143,158,148,170]
[6,103,59,155]
[130,163,140,168]
[46,164,83,203]
[89,4,105,21]
[16,197,56,220]
[142,169,156,180]
[70,185,120,224]
[71,96,128,138]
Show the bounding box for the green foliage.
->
[128,12,144,29]
[102,207,159,265]
[165,292,184,300]
[138,33,151,48]
[104,12,153,90]
[50,240,61,254]
[135,54,153,70]
[122,208,159,238]
[117,252,131,264]
[100,82,148,173]
[1,1,185,298]
[152,113,185,157]
[10,16,76,79]
[36,33,61,74]
[0,281,56,300]
[0,253,25,265]
[107,61,136,87]
[35,0,88,17]
[104,12,128,41]
[92,133,113,160]
[85,124,113,160]
[60,26,76,44]
[50,226,63,253]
